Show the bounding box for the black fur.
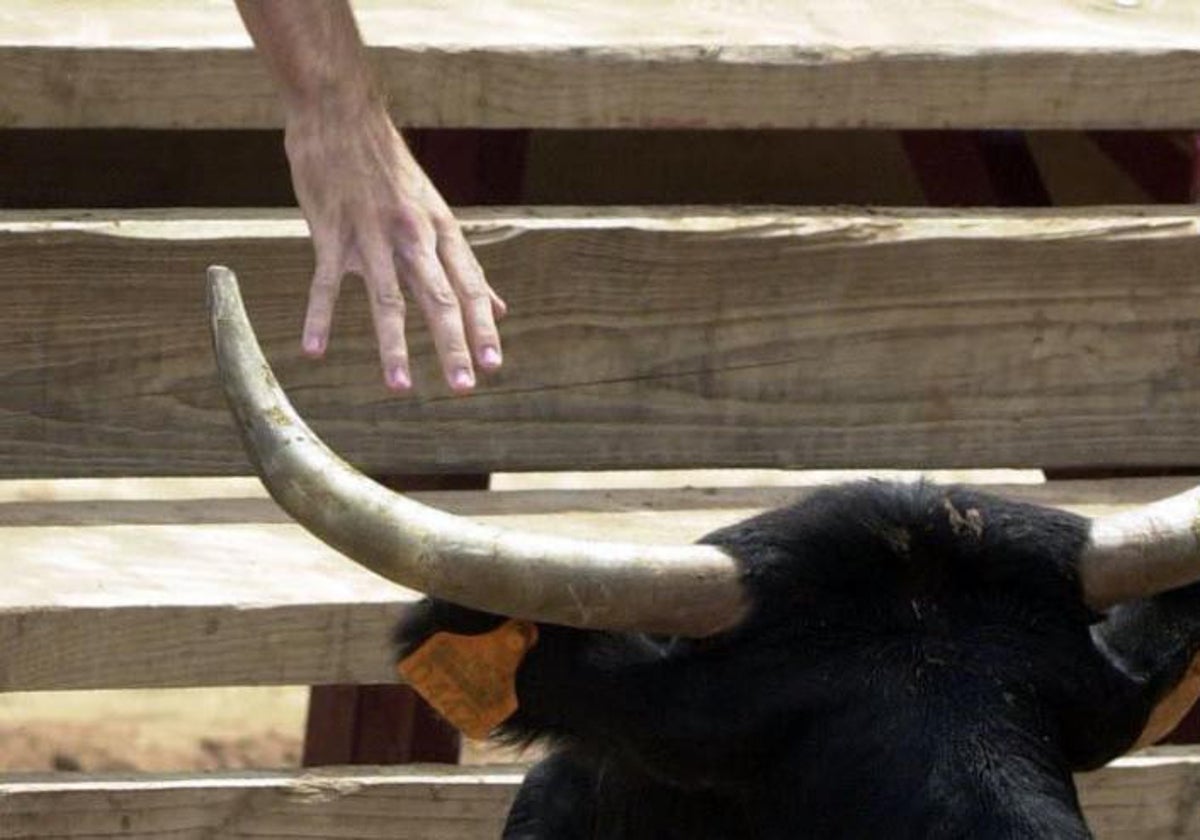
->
[393,480,1200,839]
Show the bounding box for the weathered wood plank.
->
[0,493,775,691]
[2,476,1198,692]
[0,755,1196,839]
[0,766,520,839]
[0,523,408,691]
[1080,751,1200,839]
[2,208,1200,476]
[2,1,1199,129]
[0,475,1195,527]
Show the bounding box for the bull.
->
[210,266,1200,838]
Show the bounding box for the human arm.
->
[234,0,505,392]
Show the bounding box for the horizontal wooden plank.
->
[2,208,1200,476]
[2,2,1199,129]
[0,765,520,839]
[0,486,781,691]
[0,523,407,691]
[1,753,1196,839]
[1078,751,1200,839]
[0,475,1196,527]
[2,476,1198,692]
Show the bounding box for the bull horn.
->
[207,266,748,637]
[1081,487,1200,609]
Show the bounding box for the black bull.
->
[395,481,1200,839]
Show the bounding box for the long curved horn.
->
[1081,487,1200,609]
[207,266,748,637]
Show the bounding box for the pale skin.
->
[235,0,505,392]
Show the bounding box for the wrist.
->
[282,71,382,123]
[282,87,414,175]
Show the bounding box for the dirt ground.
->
[0,686,534,773]
[0,687,307,773]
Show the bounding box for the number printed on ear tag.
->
[398,619,539,739]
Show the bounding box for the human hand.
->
[283,100,506,392]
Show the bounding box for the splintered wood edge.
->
[0,206,1197,242]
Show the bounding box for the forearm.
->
[235,0,378,114]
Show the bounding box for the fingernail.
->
[303,334,326,356]
[452,368,475,391]
[480,346,502,369]
[387,367,412,391]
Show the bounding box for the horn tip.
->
[207,265,241,323]
[207,263,235,294]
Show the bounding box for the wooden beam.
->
[3,474,1199,524]
[2,476,1199,693]
[0,765,519,839]
[1088,133,1198,204]
[1026,132,1156,205]
[2,208,1200,475]
[1079,751,1200,839]
[2,2,1199,129]
[1,753,1197,839]
[302,684,459,766]
[0,521,408,690]
[902,131,1051,207]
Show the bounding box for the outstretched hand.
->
[285,101,506,392]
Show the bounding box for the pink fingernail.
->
[303,334,326,356]
[480,347,502,369]
[387,368,412,390]
[452,368,475,391]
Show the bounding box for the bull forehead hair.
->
[702,480,1095,630]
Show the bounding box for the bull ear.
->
[1083,583,1200,759]
[1132,655,1200,749]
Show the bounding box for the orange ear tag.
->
[397,619,539,740]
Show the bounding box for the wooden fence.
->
[2,2,1200,837]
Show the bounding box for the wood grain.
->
[0,476,1196,526]
[2,208,1200,476]
[1080,751,1200,839]
[1,755,1196,839]
[1,1,1199,129]
[2,476,1197,692]
[0,522,409,691]
[0,765,520,839]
